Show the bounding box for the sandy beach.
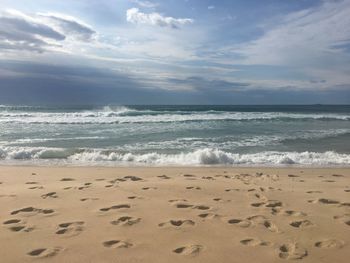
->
[0,166,349,263]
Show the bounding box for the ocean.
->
[0,105,349,166]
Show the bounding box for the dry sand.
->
[0,166,349,263]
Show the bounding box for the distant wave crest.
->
[0,108,349,124]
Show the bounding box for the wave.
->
[2,129,348,150]
[67,149,350,166]
[0,110,349,124]
[0,147,349,166]
[0,136,107,146]
[0,147,71,160]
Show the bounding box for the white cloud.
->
[234,0,350,66]
[208,6,215,10]
[130,0,158,8]
[126,8,193,28]
[38,13,96,41]
[204,0,350,90]
[0,9,65,53]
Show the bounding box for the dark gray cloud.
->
[0,60,348,105]
[166,76,250,91]
[0,15,65,40]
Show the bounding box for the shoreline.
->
[1,164,350,169]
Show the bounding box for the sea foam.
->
[0,147,349,166]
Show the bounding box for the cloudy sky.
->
[0,0,349,104]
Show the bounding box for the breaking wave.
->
[0,147,349,166]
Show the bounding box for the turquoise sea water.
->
[0,105,349,166]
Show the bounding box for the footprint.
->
[11,207,54,216]
[193,205,210,210]
[288,174,299,178]
[198,213,221,219]
[183,174,196,178]
[60,178,75,181]
[111,216,141,226]
[306,190,323,194]
[173,245,203,256]
[246,215,279,232]
[142,187,157,190]
[225,188,241,192]
[213,198,231,203]
[159,219,195,227]
[251,202,265,207]
[265,200,283,208]
[27,247,62,258]
[253,193,268,201]
[56,221,84,236]
[158,175,171,179]
[169,199,187,203]
[186,186,201,190]
[41,192,58,199]
[290,220,313,228]
[9,225,27,232]
[227,219,251,228]
[202,176,215,180]
[3,219,21,225]
[240,238,271,247]
[77,182,92,189]
[271,208,307,217]
[332,174,344,177]
[3,218,34,232]
[100,204,131,212]
[26,182,39,185]
[262,220,279,232]
[80,197,99,202]
[175,203,193,209]
[278,243,307,260]
[103,240,133,248]
[314,198,340,205]
[127,196,142,200]
[333,214,350,226]
[315,239,344,249]
[28,186,44,190]
[124,176,143,181]
[77,183,92,190]
[247,215,267,222]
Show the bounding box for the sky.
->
[0,0,349,105]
